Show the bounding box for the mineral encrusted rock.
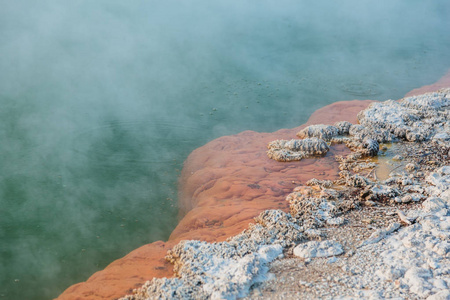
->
[357,222,401,248]
[334,121,353,135]
[268,89,449,161]
[121,210,303,300]
[267,138,329,162]
[287,186,356,229]
[305,178,333,188]
[293,240,344,258]
[357,89,450,143]
[372,169,450,298]
[296,124,339,141]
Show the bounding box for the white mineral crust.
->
[293,240,344,258]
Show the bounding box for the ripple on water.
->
[70,119,209,169]
[340,82,383,97]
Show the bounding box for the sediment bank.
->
[56,71,450,300]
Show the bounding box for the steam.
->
[0,0,450,299]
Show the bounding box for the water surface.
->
[1,1,450,299]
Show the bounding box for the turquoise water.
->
[1,1,450,299]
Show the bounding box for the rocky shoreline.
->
[56,72,450,300]
[121,88,449,299]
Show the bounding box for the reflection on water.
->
[0,0,450,299]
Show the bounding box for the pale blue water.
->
[1,1,450,299]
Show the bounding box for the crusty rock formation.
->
[296,124,339,141]
[293,240,344,258]
[357,89,450,143]
[266,138,329,162]
[286,186,355,228]
[268,88,449,161]
[334,121,353,135]
[121,210,302,300]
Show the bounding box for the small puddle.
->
[370,143,404,181]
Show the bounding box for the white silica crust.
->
[267,138,329,162]
[268,88,449,161]
[296,124,340,141]
[357,88,450,143]
[367,167,450,299]
[121,210,304,300]
[293,240,344,258]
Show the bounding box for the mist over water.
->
[1,1,450,299]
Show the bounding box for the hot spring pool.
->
[1,1,450,299]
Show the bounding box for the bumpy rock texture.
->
[122,210,302,300]
[293,240,344,258]
[267,138,329,162]
[357,166,450,299]
[296,124,340,141]
[269,88,449,161]
[357,90,450,143]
